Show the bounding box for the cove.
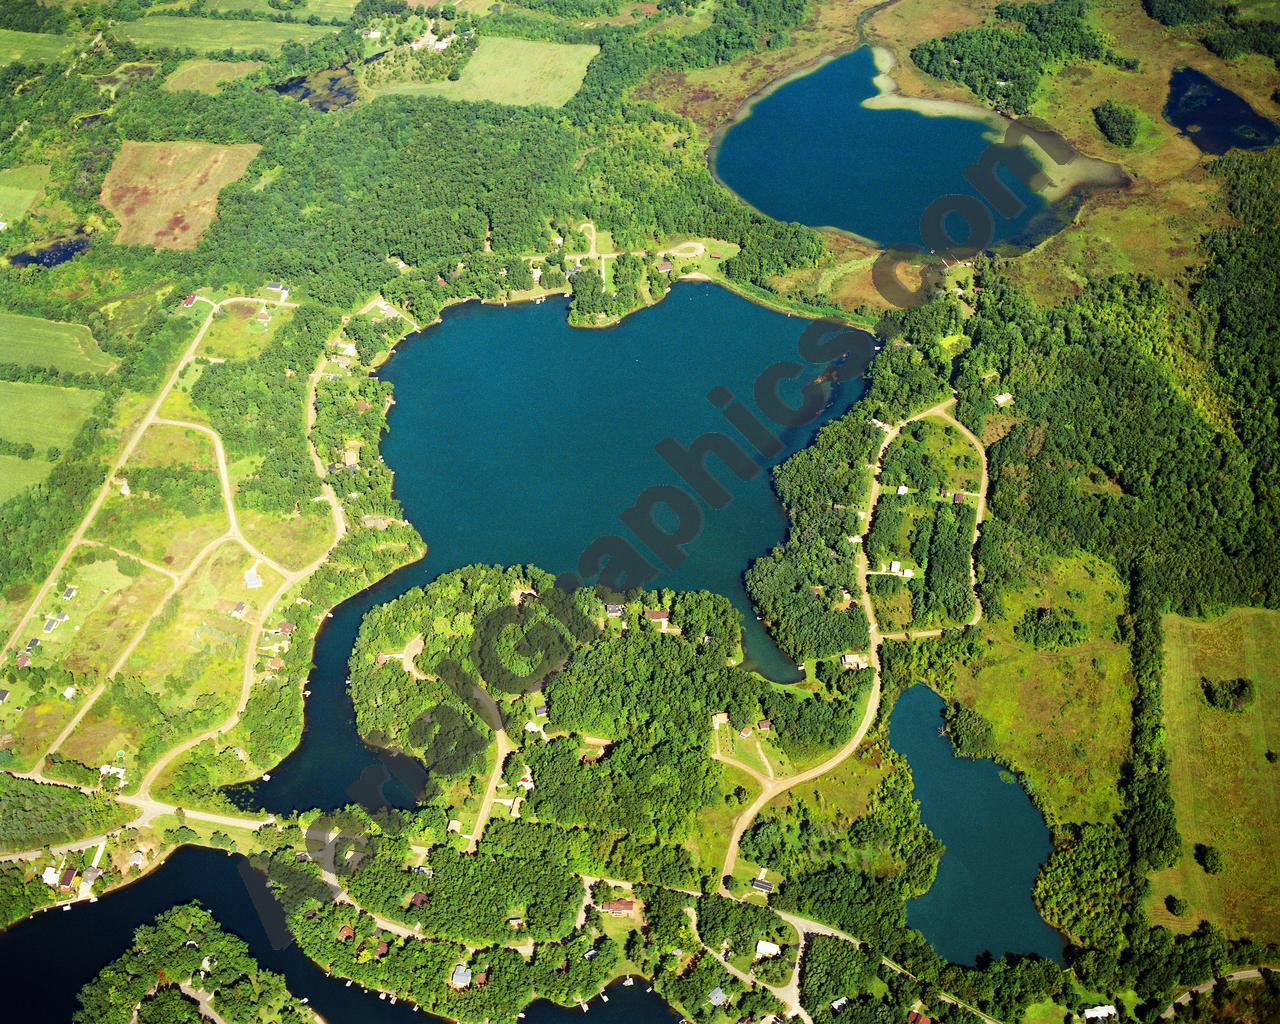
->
[8,235,90,268]
[0,845,680,1024]
[235,282,876,813]
[888,684,1062,965]
[714,47,1063,250]
[1163,66,1279,155]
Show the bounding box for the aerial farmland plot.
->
[100,141,261,249]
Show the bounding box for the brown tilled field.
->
[100,140,261,249]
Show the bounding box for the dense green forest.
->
[0,773,130,853]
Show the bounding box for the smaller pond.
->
[888,685,1062,966]
[274,67,360,111]
[1164,67,1280,155]
[8,235,90,268]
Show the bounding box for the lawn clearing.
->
[0,311,116,374]
[163,58,264,94]
[0,165,50,224]
[101,140,261,249]
[0,27,76,65]
[204,0,358,16]
[0,454,52,503]
[952,550,1133,825]
[375,37,599,107]
[1147,607,1280,944]
[0,380,99,451]
[114,16,337,54]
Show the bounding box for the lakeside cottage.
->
[451,965,473,989]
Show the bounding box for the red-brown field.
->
[100,140,260,249]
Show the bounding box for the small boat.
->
[623,977,634,987]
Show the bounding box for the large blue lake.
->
[714,47,1055,249]
[237,282,876,814]
[889,685,1063,965]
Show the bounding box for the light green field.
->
[205,0,358,16]
[0,27,76,65]
[0,454,52,503]
[0,380,99,450]
[162,58,264,93]
[1148,608,1280,944]
[115,17,338,55]
[375,37,599,107]
[952,551,1133,825]
[0,165,50,224]
[0,312,116,374]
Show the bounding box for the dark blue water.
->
[1163,66,1279,155]
[8,236,90,268]
[0,846,679,1024]
[238,283,875,813]
[715,47,1054,249]
[888,685,1063,965]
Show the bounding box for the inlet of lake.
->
[715,47,1063,249]
[889,685,1063,965]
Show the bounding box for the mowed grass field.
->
[376,37,599,107]
[1147,608,1280,943]
[0,165,50,224]
[0,380,99,450]
[952,551,1134,825]
[0,312,116,374]
[204,0,358,16]
[114,16,338,55]
[0,455,53,504]
[0,27,76,65]
[163,58,264,94]
[101,140,261,249]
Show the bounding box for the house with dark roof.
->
[0,688,8,702]
[751,878,774,893]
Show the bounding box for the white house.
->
[755,939,781,958]
[1083,1007,1118,1021]
[994,392,1013,407]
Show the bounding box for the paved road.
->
[1161,968,1269,1018]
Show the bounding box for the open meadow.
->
[374,37,599,107]
[162,58,264,94]
[203,0,358,17]
[114,16,338,55]
[100,140,261,249]
[0,312,116,374]
[0,165,51,224]
[0,380,99,452]
[0,27,76,65]
[952,551,1133,825]
[1148,608,1280,944]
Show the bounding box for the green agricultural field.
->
[1148,608,1280,944]
[0,28,76,65]
[375,37,599,107]
[204,0,358,15]
[952,551,1133,824]
[0,165,50,224]
[0,454,52,504]
[0,312,116,374]
[114,17,338,55]
[162,58,265,94]
[0,380,99,451]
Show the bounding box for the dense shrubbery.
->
[1014,606,1087,649]
[1199,675,1256,712]
[1094,99,1140,146]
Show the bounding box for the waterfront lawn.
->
[114,16,338,54]
[37,551,172,677]
[0,27,77,65]
[0,380,99,451]
[0,165,51,223]
[952,550,1133,825]
[374,37,599,107]
[0,311,116,374]
[100,140,262,250]
[86,423,229,568]
[1147,607,1280,944]
[162,58,265,94]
